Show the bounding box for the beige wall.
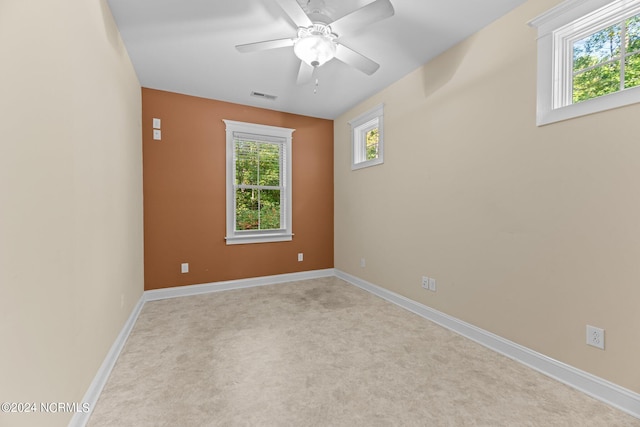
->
[0,1,143,426]
[335,0,640,394]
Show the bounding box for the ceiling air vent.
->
[251,91,278,101]
[250,91,277,101]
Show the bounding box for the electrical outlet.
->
[181,263,189,274]
[360,258,366,268]
[422,276,429,289]
[422,276,436,292]
[586,325,605,350]
[298,252,303,262]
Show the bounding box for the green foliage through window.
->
[573,14,640,103]
[234,139,282,231]
[365,128,379,160]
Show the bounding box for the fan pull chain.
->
[314,78,319,94]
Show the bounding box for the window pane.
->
[625,52,640,89]
[235,141,258,185]
[573,62,620,103]
[236,188,281,231]
[259,189,280,230]
[573,23,621,73]
[236,189,259,230]
[365,128,379,161]
[258,143,280,186]
[627,14,640,53]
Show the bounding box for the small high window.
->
[349,104,384,170]
[530,0,640,125]
[572,14,640,103]
[223,120,294,245]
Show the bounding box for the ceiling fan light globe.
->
[294,35,336,67]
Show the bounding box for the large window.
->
[349,104,384,170]
[530,0,640,125]
[223,120,294,245]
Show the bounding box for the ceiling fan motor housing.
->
[294,23,337,67]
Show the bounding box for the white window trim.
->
[349,104,384,170]
[529,0,640,126]
[222,120,294,245]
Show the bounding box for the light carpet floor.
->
[88,277,640,426]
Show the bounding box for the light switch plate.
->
[152,118,161,129]
[153,129,161,140]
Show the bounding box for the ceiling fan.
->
[236,0,395,85]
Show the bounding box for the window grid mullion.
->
[256,143,260,230]
[237,184,281,190]
[257,187,261,230]
[621,19,627,90]
[359,131,366,162]
[573,55,622,77]
[562,36,574,107]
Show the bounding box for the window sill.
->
[225,233,293,245]
[352,158,384,170]
[538,85,640,126]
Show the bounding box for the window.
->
[223,120,294,245]
[530,0,640,125]
[573,14,640,102]
[349,104,384,170]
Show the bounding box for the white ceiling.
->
[107,0,526,119]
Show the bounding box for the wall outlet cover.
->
[586,325,605,350]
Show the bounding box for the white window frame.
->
[349,104,384,170]
[223,120,294,245]
[529,0,640,126]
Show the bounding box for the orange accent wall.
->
[142,88,334,290]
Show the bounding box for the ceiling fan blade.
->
[276,0,313,28]
[296,61,316,85]
[335,44,380,75]
[236,38,294,53]
[329,0,395,37]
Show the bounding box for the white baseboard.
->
[69,294,145,427]
[335,269,640,420]
[144,268,335,302]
